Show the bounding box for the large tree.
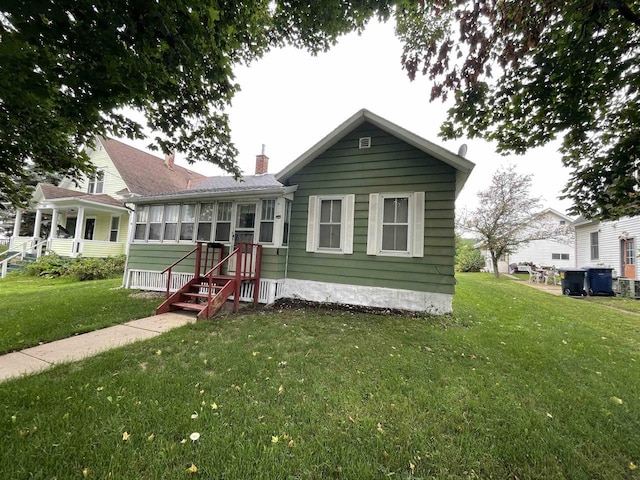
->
[459,166,570,277]
[396,0,640,220]
[0,0,393,207]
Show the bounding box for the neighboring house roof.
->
[572,215,598,227]
[35,184,127,210]
[38,184,86,200]
[276,108,475,198]
[99,137,207,196]
[538,208,574,223]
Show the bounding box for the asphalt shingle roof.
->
[100,138,207,196]
[39,184,125,208]
[185,174,283,193]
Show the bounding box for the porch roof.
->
[35,184,128,213]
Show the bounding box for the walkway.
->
[0,312,196,382]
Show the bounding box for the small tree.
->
[455,236,485,272]
[458,166,569,278]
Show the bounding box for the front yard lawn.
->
[0,276,159,355]
[0,273,639,478]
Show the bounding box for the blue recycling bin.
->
[559,268,587,296]
[584,267,615,296]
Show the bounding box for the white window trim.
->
[306,194,355,254]
[367,192,425,258]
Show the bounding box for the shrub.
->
[22,254,126,281]
[455,243,485,272]
[22,252,72,277]
[67,255,127,281]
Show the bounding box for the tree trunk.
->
[490,252,500,278]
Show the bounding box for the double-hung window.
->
[109,216,120,242]
[148,206,163,241]
[197,203,215,241]
[259,199,275,243]
[306,195,355,254]
[163,205,179,241]
[590,231,599,260]
[215,202,232,242]
[134,206,148,240]
[87,169,105,194]
[367,192,425,257]
[381,196,409,252]
[179,204,196,241]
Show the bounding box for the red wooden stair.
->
[156,242,262,319]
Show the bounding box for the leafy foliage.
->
[455,236,484,272]
[0,1,394,207]
[22,253,126,280]
[458,166,570,277]
[397,0,640,219]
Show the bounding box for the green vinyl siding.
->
[127,244,285,279]
[285,122,457,295]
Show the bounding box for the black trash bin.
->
[559,268,587,296]
[584,267,615,296]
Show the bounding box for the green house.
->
[124,110,475,315]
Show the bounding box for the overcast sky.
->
[123,20,574,216]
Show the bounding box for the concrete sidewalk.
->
[0,311,196,382]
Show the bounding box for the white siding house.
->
[574,216,640,280]
[480,208,574,274]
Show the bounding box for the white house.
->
[574,215,639,279]
[480,208,574,274]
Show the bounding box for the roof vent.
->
[359,137,371,149]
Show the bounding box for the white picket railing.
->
[125,269,283,304]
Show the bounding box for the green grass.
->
[1,273,639,479]
[584,294,640,314]
[0,276,159,354]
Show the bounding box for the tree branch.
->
[607,0,640,27]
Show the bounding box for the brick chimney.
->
[255,144,268,175]
[164,151,175,170]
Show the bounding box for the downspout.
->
[122,202,136,288]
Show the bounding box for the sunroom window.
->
[163,205,179,241]
[215,202,232,242]
[134,206,148,240]
[148,205,163,241]
[197,203,214,241]
[179,204,196,241]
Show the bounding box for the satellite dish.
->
[457,143,468,158]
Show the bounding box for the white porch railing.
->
[0,238,48,278]
[125,269,283,304]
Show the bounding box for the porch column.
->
[73,207,85,257]
[10,209,22,248]
[49,209,59,239]
[33,209,43,239]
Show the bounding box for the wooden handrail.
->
[161,244,200,275]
